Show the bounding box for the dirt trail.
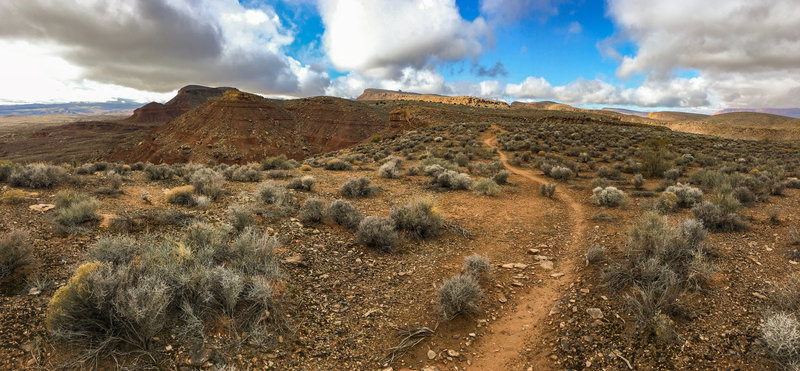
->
[468,126,588,370]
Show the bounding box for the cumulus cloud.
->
[326,68,448,98]
[505,75,710,107]
[607,0,800,108]
[318,0,489,78]
[0,0,329,97]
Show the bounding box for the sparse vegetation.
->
[340,177,377,198]
[472,178,500,196]
[390,200,444,239]
[437,274,482,320]
[0,229,33,285]
[326,199,363,229]
[165,185,197,206]
[287,176,315,191]
[357,216,399,252]
[7,163,66,188]
[540,182,556,198]
[592,186,628,207]
[299,198,325,223]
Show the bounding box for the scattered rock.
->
[447,349,460,357]
[283,255,304,265]
[501,263,528,269]
[550,272,565,278]
[752,292,768,300]
[28,204,55,212]
[540,261,554,270]
[586,308,603,319]
[498,294,508,303]
[427,349,437,360]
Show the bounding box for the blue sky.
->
[0,0,798,111]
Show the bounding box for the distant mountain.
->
[0,100,141,116]
[124,85,237,123]
[511,100,581,112]
[713,108,800,119]
[601,108,649,117]
[356,88,509,109]
[647,111,709,122]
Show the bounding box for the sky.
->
[0,0,798,112]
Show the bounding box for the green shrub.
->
[437,274,482,320]
[340,177,377,198]
[472,178,500,196]
[540,182,556,198]
[166,185,197,206]
[656,192,679,214]
[732,186,755,205]
[0,229,32,283]
[324,158,352,171]
[261,154,295,170]
[632,174,645,189]
[692,201,749,232]
[357,216,399,252]
[8,163,66,188]
[379,157,402,179]
[1,189,27,204]
[88,236,138,265]
[55,191,100,228]
[226,205,254,232]
[189,168,225,200]
[665,183,703,208]
[325,200,363,229]
[433,170,473,190]
[144,163,174,180]
[390,200,444,239]
[463,254,491,278]
[287,176,315,191]
[299,198,325,223]
[492,170,510,185]
[592,186,627,207]
[549,166,574,181]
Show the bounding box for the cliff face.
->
[356,88,510,109]
[110,91,396,164]
[123,85,238,123]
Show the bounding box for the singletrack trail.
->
[468,126,588,370]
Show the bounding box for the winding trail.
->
[468,126,588,370]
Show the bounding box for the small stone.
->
[512,281,524,287]
[469,333,476,337]
[28,204,55,212]
[498,294,508,303]
[427,349,437,360]
[540,261,554,270]
[752,292,768,300]
[447,349,460,357]
[283,255,303,264]
[550,272,565,278]
[527,248,540,254]
[586,308,603,319]
[580,288,590,294]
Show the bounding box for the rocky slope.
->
[123,85,237,123]
[111,91,394,164]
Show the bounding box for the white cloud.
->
[505,75,711,107]
[318,0,489,78]
[607,0,800,108]
[326,67,448,98]
[0,0,329,100]
[567,21,582,35]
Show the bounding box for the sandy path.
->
[467,126,588,370]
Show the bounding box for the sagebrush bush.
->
[189,168,225,200]
[786,177,800,189]
[0,229,32,283]
[692,201,748,232]
[437,274,482,320]
[357,216,399,252]
[1,189,26,204]
[586,246,606,264]
[762,311,800,366]
[287,176,315,191]
[230,164,262,182]
[324,158,352,171]
[379,157,402,179]
[7,163,66,188]
[299,198,325,223]
[732,186,755,205]
[665,183,704,208]
[325,199,363,229]
[144,163,174,180]
[390,200,444,239]
[261,154,295,170]
[472,178,500,196]
[540,182,556,198]
[166,185,197,206]
[592,186,627,207]
[340,177,377,198]
[550,166,574,181]
[55,191,100,229]
[433,170,473,190]
[463,254,491,278]
[492,170,510,185]
[632,174,645,189]
[656,192,679,214]
[47,225,283,357]
[257,181,294,206]
[227,205,254,232]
